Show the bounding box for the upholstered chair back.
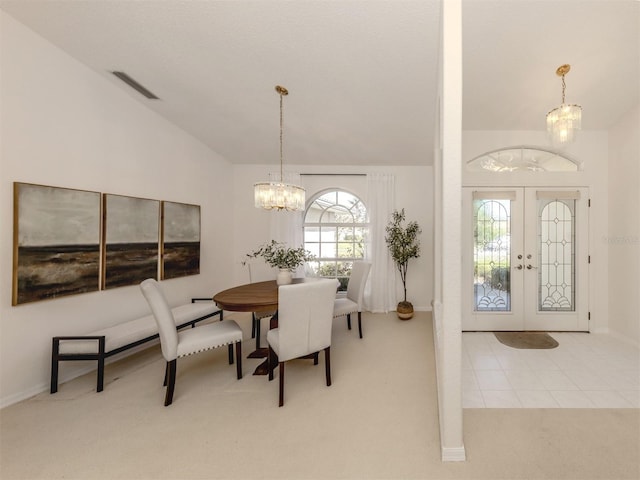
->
[276,279,337,363]
[140,278,179,361]
[346,261,372,307]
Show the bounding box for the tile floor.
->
[462,331,640,408]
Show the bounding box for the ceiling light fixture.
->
[546,64,582,147]
[254,85,305,211]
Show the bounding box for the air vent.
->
[111,71,159,99]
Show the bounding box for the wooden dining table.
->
[213,279,305,375]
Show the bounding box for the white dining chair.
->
[267,279,337,407]
[333,261,371,338]
[140,278,244,406]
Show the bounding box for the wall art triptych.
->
[12,182,201,305]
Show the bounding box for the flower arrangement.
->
[246,240,315,270]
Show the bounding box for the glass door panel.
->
[473,198,512,312]
[464,187,588,332]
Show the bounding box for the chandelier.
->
[254,85,305,211]
[546,64,582,147]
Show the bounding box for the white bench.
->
[50,298,224,393]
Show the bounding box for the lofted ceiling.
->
[1,0,638,166]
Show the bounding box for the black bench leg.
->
[97,357,105,393]
[96,337,106,392]
[50,339,59,394]
[235,342,242,379]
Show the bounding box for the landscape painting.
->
[162,201,200,279]
[103,194,159,289]
[13,183,101,305]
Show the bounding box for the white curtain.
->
[364,173,396,312]
[270,210,306,277]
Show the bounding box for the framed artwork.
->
[103,194,160,289]
[12,183,101,305]
[161,201,201,279]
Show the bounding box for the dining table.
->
[213,278,304,375]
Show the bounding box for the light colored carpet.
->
[0,311,638,480]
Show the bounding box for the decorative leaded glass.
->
[538,199,575,311]
[473,199,511,311]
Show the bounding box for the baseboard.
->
[441,446,467,462]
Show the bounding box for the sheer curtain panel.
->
[365,173,396,312]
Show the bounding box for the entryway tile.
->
[583,390,634,408]
[549,390,596,408]
[515,390,560,408]
[482,390,522,408]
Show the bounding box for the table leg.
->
[248,313,268,359]
[252,312,278,375]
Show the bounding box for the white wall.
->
[607,105,640,344]
[0,12,234,407]
[231,164,434,311]
[462,130,610,333]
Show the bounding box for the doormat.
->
[494,331,559,349]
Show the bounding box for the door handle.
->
[514,264,523,270]
[526,264,538,270]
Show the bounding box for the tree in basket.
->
[385,209,421,319]
[246,240,315,285]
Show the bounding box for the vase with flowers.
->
[246,240,315,285]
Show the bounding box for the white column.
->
[438,0,465,461]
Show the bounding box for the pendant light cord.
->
[279,91,284,182]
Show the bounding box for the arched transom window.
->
[304,190,368,290]
[467,147,580,172]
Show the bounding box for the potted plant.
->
[385,209,421,319]
[246,240,315,285]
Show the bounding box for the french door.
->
[462,187,589,331]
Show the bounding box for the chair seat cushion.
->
[177,320,243,358]
[333,298,359,318]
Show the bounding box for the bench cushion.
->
[58,303,219,355]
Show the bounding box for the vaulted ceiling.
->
[1,1,638,166]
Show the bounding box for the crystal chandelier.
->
[546,64,582,147]
[254,85,305,211]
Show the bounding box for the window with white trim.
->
[303,190,368,291]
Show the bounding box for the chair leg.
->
[251,313,257,339]
[228,344,234,364]
[358,311,363,339]
[268,346,275,381]
[313,352,319,365]
[163,362,168,386]
[278,362,285,407]
[164,359,177,407]
[235,342,243,379]
[347,313,351,330]
[324,347,331,387]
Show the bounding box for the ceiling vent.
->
[111,71,159,99]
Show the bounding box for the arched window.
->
[467,147,580,172]
[304,190,368,290]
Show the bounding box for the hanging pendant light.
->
[254,85,305,211]
[546,64,582,147]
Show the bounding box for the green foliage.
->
[316,262,352,291]
[246,240,315,270]
[385,209,421,302]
